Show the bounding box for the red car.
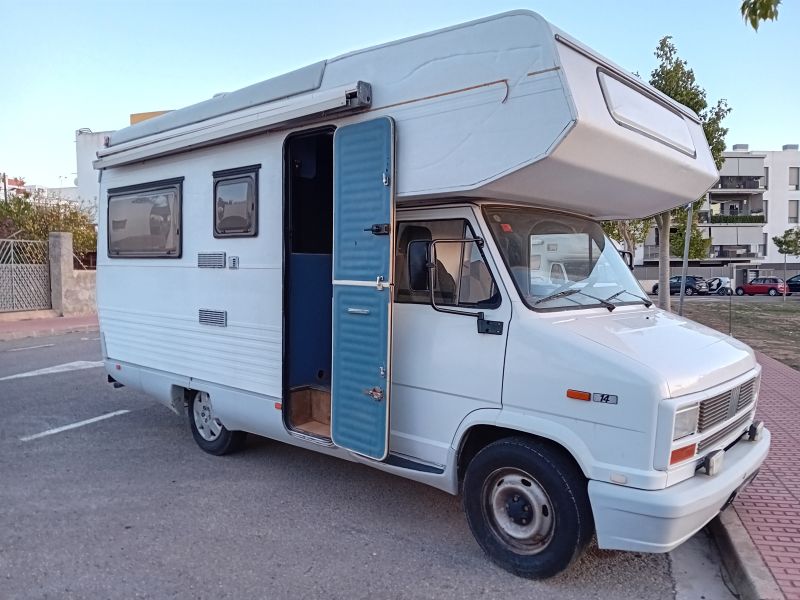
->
[736,277,791,296]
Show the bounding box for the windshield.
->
[483,206,648,311]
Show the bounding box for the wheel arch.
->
[454,417,592,489]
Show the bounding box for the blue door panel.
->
[331,117,394,461]
[333,120,393,282]
[331,286,390,459]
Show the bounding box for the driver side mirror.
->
[619,250,634,271]
[408,240,431,292]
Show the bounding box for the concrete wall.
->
[49,232,96,316]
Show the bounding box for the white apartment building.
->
[642,144,800,267]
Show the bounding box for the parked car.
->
[652,275,709,296]
[787,274,800,294]
[707,276,733,295]
[736,277,791,296]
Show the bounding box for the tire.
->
[188,391,246,455]
[652,285,658,295]
[768,288,778,296]
[684,287,694,296]
[735,287,744,295]
[463,437,593,579]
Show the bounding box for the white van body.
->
[94,11,769,577]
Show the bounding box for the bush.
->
[0,191,97,259]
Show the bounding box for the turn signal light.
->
[670,443,697,465]
[567,389,591,401]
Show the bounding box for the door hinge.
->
[365,223,390,235]
[383,171,390,186]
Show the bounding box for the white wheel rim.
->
[483,468,555,555]
[193,392,222,441]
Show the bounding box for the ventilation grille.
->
[198,252,226,268]
[698,411,752,452]
[199,309,227,327]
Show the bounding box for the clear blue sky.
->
[1,0,797,187]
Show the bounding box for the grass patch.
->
[681,301,800,371]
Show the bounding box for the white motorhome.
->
[95,11,769,578]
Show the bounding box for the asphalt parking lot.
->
[1,332,736,599]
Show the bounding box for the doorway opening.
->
[283,127,334,439]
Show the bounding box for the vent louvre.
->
[199,309,227,327]
[198,252,226,268]
[697,411,752,452]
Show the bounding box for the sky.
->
[1,0,797,187]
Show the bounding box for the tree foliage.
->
[772,228,800,258]
[601,219,651,254]
[0,191,97,258]
[741,0,781,30]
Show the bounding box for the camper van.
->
[95,11,769,579]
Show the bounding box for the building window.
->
[395,219,500,308]
[791,167,800,191]
[763,167,769,189]
[790,199,799,224]
[107,178,183,258]
[213,164,259,237]
[763,199,769,222]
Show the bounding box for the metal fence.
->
[0,239,51,312]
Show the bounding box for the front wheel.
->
[189,391,246,455]
[463,437,593,579]
[684,287,694,296]
[768,288,778,296]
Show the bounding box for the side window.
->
[395,219,500,308]
[107,178,183,258]
[213,164,259,237]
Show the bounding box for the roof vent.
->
[783,144,799,151]
[732,144,749,151]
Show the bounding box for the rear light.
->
[670,443,697,465]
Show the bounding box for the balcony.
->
[711,175,766,192]
[702,213,766,225]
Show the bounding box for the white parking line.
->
[0,360,104,381]
[19,410,130,442]
[6,344,55,352]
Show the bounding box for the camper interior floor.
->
[289,386,331,438]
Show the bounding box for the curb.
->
[0,324,99,342]
[708,508,785,600]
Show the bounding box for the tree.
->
[772,227,800,301]
[741,0,781,30]
[649,36,731,311]
[602,219,652,255]
[0,190,97,259]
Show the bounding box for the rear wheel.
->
[768,288,778,296]
[463,437,593,579]
[188,391,246,455]
[735,287,745,296]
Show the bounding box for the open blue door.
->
[331,117,395,461]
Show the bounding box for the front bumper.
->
[589,427,770,553]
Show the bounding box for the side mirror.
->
[407,240,431,292]
[619,250,634,271]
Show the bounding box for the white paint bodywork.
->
[95,11,769,557]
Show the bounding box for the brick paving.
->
[735,351,800,600]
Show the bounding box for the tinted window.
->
[108,179,182,258]
[213,165,259,237]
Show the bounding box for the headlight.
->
[673,405,699,441]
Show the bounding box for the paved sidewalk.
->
[0,314,98,341]
[734,351,800,600]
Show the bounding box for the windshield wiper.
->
[603,289,653,308]
[534,288,616,311]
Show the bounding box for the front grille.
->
[698,377,757,432]
[698,390,733,431]
[698,411,752,452]
[738,379,756,410]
